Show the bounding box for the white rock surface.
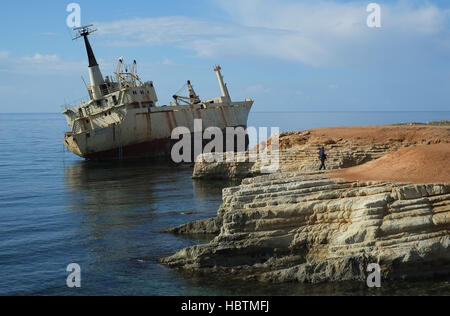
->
[162,172,450,283]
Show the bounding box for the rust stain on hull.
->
[81,126,248,161]
[146,112,151,138]
[61,33,254,162]
[219,107,228,126]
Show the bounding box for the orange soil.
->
[278,125,450,150]
[329,143,450,184]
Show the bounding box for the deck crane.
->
[172,80,201,106]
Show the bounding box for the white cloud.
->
[22,53,60,64]
[246,84,272,94]
[97,16,234,46]
[328,84,339,89]
[0,84,13,92]
[0,51,9,59]
[0,52,85,75]
[161,57,175,65]
[95,0,450,67]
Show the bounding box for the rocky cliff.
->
[161,171,450,283]
[193,125,450,179]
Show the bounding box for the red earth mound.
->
[278,125,450,150]
[329,143,450,184]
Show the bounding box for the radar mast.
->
[73,25,106,101]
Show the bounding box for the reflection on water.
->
[182,276,450,296]
[2,113,449,296]
[55,160,243,295]
[63,160,227,248]
[61,161,450,296]
[65,161,235,214]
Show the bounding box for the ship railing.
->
[61,96,92,112]
[72,120,84,134]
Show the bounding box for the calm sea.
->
[0,111,449,296]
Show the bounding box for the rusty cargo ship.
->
[62,25,253,160]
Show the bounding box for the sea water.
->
[0,112,449,296]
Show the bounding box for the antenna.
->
[72,24,97,40]
[73,24,93,31]
[81,76,89,91]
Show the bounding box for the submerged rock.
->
[161,172,450,283]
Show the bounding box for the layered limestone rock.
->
[193,140,396,180]
[193,125,450,179]
[193,152,258,180]
[161,172,450,283]
[158,217,220,235]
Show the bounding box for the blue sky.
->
[0,0,449,113]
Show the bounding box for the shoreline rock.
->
[193,125,450,180]
[161,172,450,283]
[158,218,221,235]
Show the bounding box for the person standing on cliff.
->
[319,146,327,170]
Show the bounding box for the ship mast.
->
[214,65,231,103]
[73,25,105,101]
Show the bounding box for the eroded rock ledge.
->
[158,218,220,235]
[193,125,450,180]
[161,172,450,283]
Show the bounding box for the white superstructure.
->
[62,25,253,160]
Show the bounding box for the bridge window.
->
[100,84,108,96]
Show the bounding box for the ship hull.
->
[75,127,248,161]
[64,102,252,161]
